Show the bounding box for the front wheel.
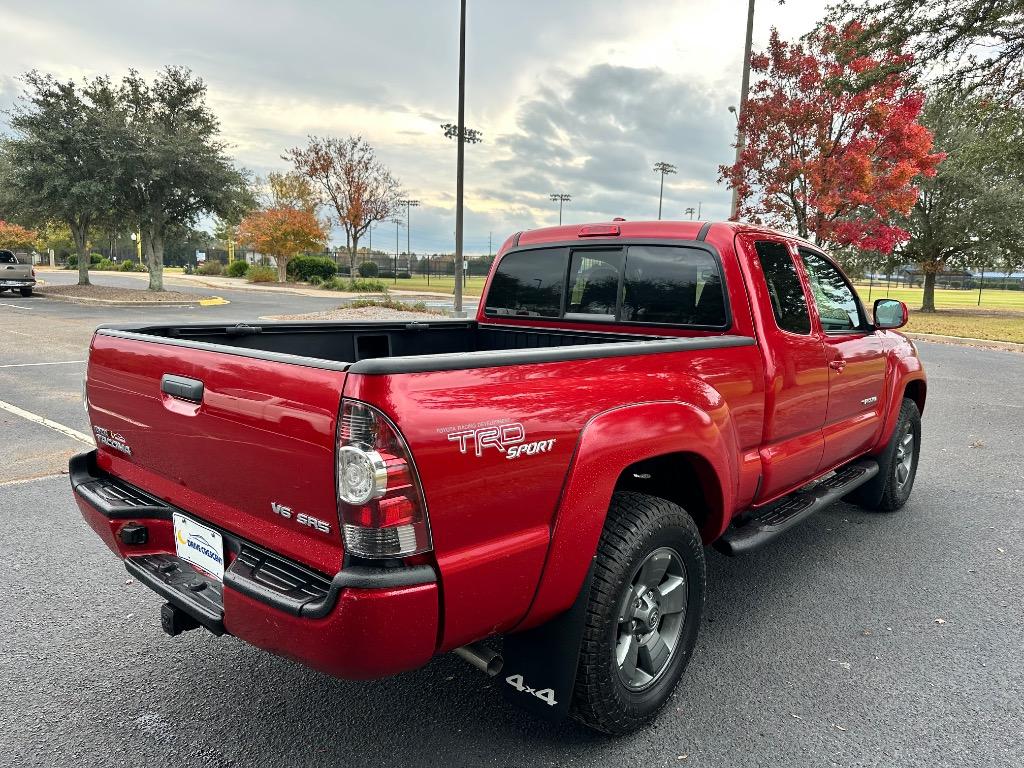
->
[847,397,921,512]
[571,492,705,735]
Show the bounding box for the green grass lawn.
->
[853,282,1024,310]
[384,275,488,296]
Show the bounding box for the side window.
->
[621,245,727,327]
[753,241,811,334]
[565,249,622,320]
[799,250,863,332]
[485,248,568,318]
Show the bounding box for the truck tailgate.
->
[86,331,346,574]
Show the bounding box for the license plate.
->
[173,513,225,580]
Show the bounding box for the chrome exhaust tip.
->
[454,642,503,677]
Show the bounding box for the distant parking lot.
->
[2,288,1021,768]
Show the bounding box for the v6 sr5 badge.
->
[447,422,556,460]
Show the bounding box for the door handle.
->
[828,359,847,373]
[161,374,204,402]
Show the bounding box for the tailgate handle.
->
[161,374,204,403]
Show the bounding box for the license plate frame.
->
[172,513,225,581]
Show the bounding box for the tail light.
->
[336,399,432,558]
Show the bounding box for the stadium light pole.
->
[684,206,695,220]
[398,199,420,284]
[394,218,404,284]
[439,0,483,317]
[550,193,571,225]
[730,0,756,221]
[652,162,677,220]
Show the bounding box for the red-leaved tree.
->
[720,23,944,254]
[237,208,327,282]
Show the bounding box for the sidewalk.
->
[34,268,477,301]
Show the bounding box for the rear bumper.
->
[71,450,440,679]
[0,278,35,287]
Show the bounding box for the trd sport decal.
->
[442,421,556,460]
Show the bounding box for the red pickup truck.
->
[73,220,925,734]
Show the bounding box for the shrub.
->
[309,275,323,287]
[89,253,104,265]
[350,299,433,313]
[357,260,379,278]
[66,255,77,268]
[378,269,395,279]
[349,278,388,293]
[120,260,135,272]
[288,255,337,282]
[226,260,249,278]
[246,265,278,283]
[96,258,115,270]
[197,260,223,276]
[320,276,345,291]
[397,271,412,279]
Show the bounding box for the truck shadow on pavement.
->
[161,500,907,765]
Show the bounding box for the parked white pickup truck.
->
[0,250,35,296]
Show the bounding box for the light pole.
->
[442,0,480,317]
[394,219,405,284]
[550,193,572,225]
[398,199,420,284]
[685,206,695,220]
[652,162,677,220]
[730,0,756,221]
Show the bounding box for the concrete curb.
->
[37,292,229,308]
[906,332,1024,353]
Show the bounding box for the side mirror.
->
[874,298,908,330]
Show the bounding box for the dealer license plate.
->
[173,513,225,581]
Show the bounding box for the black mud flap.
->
[500,559,594,721]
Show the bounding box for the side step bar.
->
[715,459,879,556]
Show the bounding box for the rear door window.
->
[485,247,568,317]
[753,241,811,334]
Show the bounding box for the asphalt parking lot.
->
[1,284,1021,768]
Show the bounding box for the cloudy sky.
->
[0,0,829,254]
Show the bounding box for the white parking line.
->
[0,360,86,369]
[0,302,33,310]
[0,398,94,446]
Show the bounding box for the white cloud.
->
[0,0,830,253]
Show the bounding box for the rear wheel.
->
[19,287,32,297]
[847,397,921,512]
[571,492,705,735]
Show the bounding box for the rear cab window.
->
[486,243,729,330]
[0,251,19,264]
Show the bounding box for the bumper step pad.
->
[125,554,225,635]
[715,459,879,555]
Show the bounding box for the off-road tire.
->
[570,492,705,735]
[846,397,921,512]
[19,287,32,297]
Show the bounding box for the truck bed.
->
[98,320,752,374]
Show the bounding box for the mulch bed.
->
[37,284,207,303]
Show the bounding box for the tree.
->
[237,207,327,282]
[900,91,1024,311]
[286,136,401,275]
[837,1,1024,102]
[0,72,120,285]
[113,67,249,291]
[265,171,320,214]
[719,23,944,255]
[0,220,38,251]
